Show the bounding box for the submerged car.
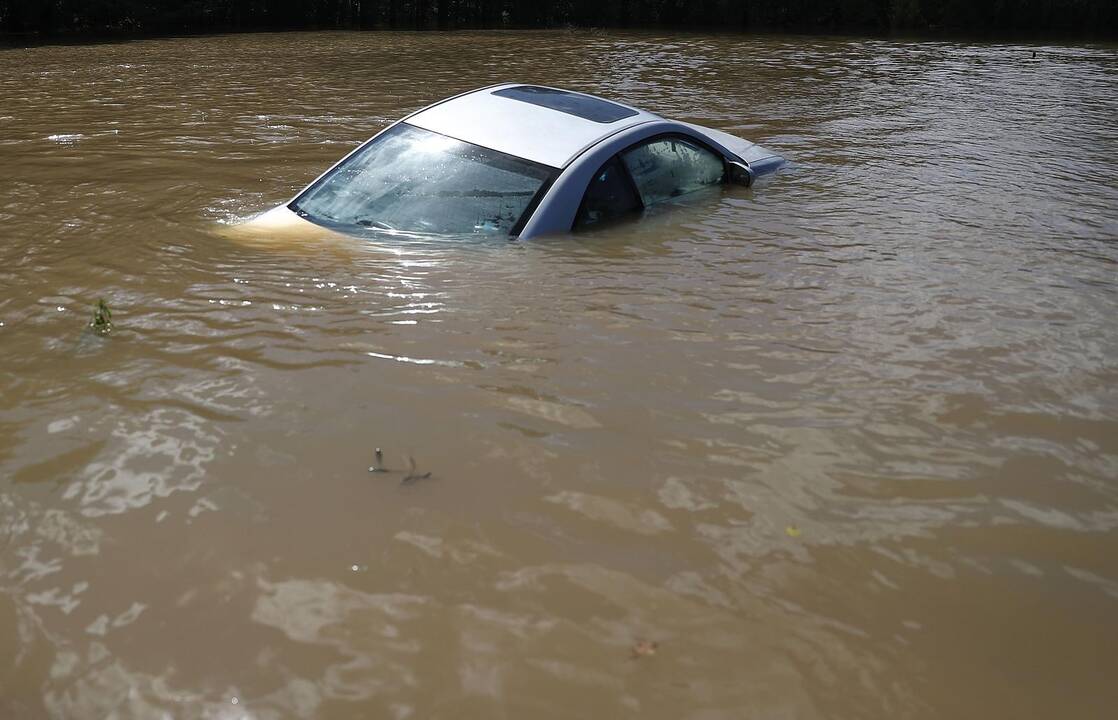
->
[249,84,784,240]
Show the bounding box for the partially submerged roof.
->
[404,84,659,169]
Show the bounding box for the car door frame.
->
[572,131,737,232]
[517,120,748,239]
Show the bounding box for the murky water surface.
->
[1,30,1117,718]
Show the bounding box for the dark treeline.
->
[2,0,1115,38]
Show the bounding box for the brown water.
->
[2,30,1117,719]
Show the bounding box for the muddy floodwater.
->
[1,30,1117,718]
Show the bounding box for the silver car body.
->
[249,83,784,239]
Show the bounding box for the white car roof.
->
[404,84,660,169]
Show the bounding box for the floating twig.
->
[401,455,432,485]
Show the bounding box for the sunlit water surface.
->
[1,30,1117,719]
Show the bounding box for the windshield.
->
[289,123,555,236]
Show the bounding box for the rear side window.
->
[620,137,725,207]
[574,157,642,230]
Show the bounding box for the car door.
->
[573,135,726,231]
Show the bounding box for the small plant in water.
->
[89,298,113,335]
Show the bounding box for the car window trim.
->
[572,132,730,232]
[511,173,558,238]
[616,156,645,211]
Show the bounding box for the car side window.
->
[574,157,642,230]
[620,137,725,207]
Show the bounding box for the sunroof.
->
[492,86,639,124]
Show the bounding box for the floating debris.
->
[631,639,659,660]
[89,298,113,335]
[47,133,85,144]
[368,448,432,484]
[401,455,432,485]
[785,525,802,538]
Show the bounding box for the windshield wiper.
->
[357,219,396,231]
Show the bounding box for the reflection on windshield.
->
[290,123,555,236]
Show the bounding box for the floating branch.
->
[402,455,432,485]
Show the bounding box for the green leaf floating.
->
[90,298,113,335]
